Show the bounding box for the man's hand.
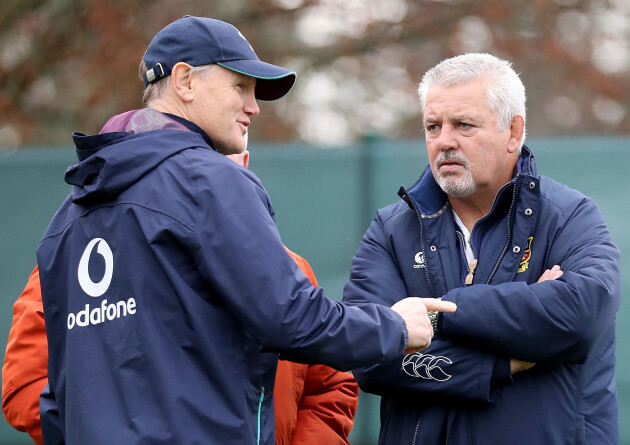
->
[537,264,563,283]
[510,358,536,374]
[391,297,457,354]
[511,265,564,374]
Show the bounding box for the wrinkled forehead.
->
[424,80,489,112]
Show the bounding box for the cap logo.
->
[237,30,254,52]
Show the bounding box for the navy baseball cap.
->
[142,16,296,101]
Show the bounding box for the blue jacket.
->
[343,146,621,445]
[36,109,407,445]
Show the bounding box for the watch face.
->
[428,311,438,333]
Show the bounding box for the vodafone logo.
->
[68,238,136,330]
[78,238,113,297]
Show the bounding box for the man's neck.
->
[449,190,497,232]
[147,106,214,149]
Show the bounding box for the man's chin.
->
[216,141,247,156]
[437,178,475,198]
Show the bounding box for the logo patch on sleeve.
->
[402,353,452,381]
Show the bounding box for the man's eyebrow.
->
[451,114,482,124]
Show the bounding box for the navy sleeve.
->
[441,197,621,364]
[352,338,503,404]
[344,214,509,403]
[190,156,407,371]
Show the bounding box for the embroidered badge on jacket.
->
[517,236,533,273]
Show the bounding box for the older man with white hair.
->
[343,53,621,445]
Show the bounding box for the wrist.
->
[427,310,438,334]
[427,297,443,336]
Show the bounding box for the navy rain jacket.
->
[343,146,621,445]
[36,109,407,444]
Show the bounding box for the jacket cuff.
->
[436,311,444,336]
[491,357,512,385]
[400,318,409,351]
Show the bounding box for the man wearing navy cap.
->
[34,16,455,444]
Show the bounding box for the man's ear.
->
[507,115,525,154]
[171,62,195,103]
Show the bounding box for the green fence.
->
[1,136,628,444]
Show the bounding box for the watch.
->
[428,311,438,334]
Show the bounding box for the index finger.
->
[419,298,457,313]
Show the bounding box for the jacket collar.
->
[67,108,213,205]
[405,145,537,216]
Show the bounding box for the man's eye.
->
[426,125,439,132]
[459,123,472,129]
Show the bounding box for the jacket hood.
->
[405,145,537,216]
[66,109,208,205]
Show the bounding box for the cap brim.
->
[218,60,296,101]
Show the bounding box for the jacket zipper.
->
[412,417,421,445]
[486,180,518,284]
[257,386,265,445]
[456,230,478,285]
[400,189,434,445]
[404,177,519,445]
[400,186,436,298]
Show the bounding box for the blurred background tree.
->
[0,0,628,148]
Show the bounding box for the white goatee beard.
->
[433,152,476,198]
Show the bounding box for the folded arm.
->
[441,199,621,364]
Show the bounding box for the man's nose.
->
[245,91,260,117]
[436,125,457,151]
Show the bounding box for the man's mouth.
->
[438,160,462,170]
[237,121,249,134]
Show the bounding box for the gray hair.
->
[137,61,217,107]
[418,53,527,150]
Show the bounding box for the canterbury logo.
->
[78,238,114,297]
[402,353,452,381]
[413,251,425,269]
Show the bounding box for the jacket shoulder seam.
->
[41,202,195,242]
[378,202,410,225]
